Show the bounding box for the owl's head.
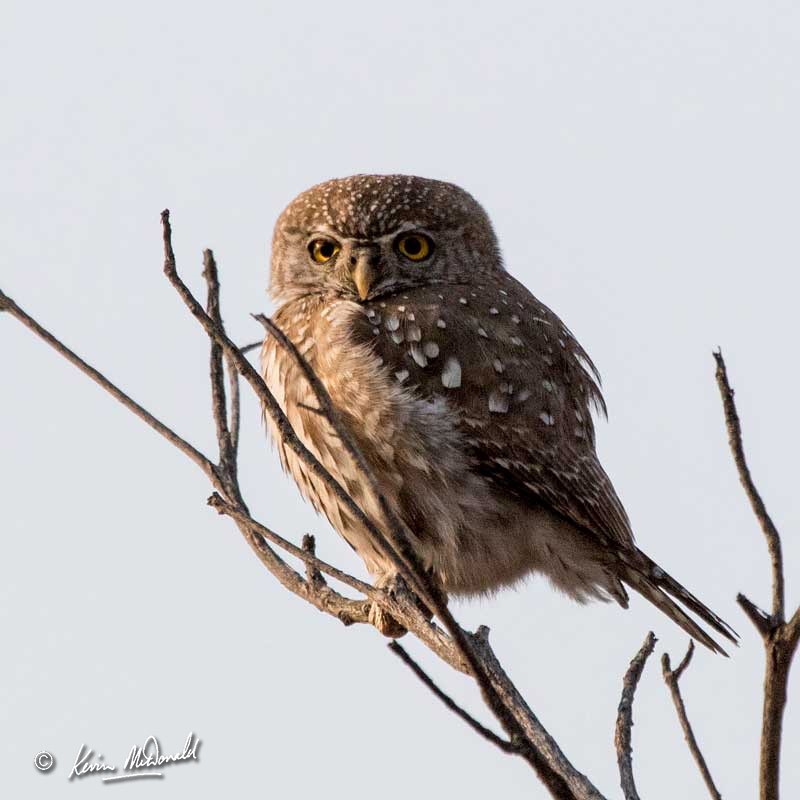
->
[269,174,503,304]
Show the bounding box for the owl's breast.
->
[260,292,499,576]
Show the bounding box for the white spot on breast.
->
[539,412,555,426]
[397,305,406,312]
[515,388,531,403]
[477,327,488,338]
[406,323,422,342]
[395,369,409,382]
[510,336,524,346]
[423,341,440,358]
[436,318,447,329]
[489,307,499,315]
[493,358,504,374]
[410,342,428,367]
[441,357,462,388]
[574,427,585,438]
[385,314,400,331]
[372,327,380,335]
[459,297,468,305]
[511,314,520,324]
[489,389,510,413]
[407,312,415,321]
[575,409,583,422]
[542,379,554,392]
[391,330,405,344]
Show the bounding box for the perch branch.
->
[159,210,597,799]
[2,209,623,800]
[614,632,656,800]
[662,642,722,800]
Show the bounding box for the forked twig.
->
[662,642,722,800]
[714,350,800,800]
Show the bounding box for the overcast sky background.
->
[2,2,799,798]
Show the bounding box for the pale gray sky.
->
[2,2,799,797]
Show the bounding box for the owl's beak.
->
[350,252,378,300]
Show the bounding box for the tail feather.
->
[619,549,739,656]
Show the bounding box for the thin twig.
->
[713,350,783,621]
[0,289,218,482]
[227,354,241,457]
[209,493,377,598]
[614,632,657,800]
[203,249,237,489]
[662,642,722,800]
[389,642,517,754]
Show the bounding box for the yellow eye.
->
[396,233,432,262]
[309,238,341,264]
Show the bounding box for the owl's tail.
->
[618,548,739,656]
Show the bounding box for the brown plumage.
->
[262,174,737,654]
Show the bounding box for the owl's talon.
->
[368,601,407,638]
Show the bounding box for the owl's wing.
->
[355,276,739,652]
[359,274,634,550]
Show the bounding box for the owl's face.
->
[270,174,503,304]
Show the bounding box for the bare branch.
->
[0,289,218,482]
[615,632,657,800]
[239,339,262,355]
[208,493,377,599]
[713,350,784,621]
[227,355,241,457]
[714,350,800,800]
[662,642,722,800]
[389,642,517,754]
[203,249,238,491]
[736,593,771,638]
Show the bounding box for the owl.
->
[261,174,736,653]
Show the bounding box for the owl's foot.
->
[369,572,408,638]
[369,572,445,638]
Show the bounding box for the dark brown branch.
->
[714,350,784,621]
[209,493,377,599]
[737,593,771,638]
[662,643,722,800]
[389,642,517,754]
[203,249,239,495]
[239,339,263,355]
[614,632,657,800]
[714,350,800,800]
